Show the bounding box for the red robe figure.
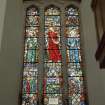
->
[47,27,61,62]
[26,79,30,94]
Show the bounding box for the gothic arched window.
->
[65,6,86,105]
[44,5,62,105]
[21,1,88,105]
[22,6,39,105]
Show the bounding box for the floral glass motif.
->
[44,77,62,94]
[65,26,80,37]
[66,6,86,105]
[22,6,39,105]
[26,16,39,26]
[26,27,39,37]
[45,63,62,77]
[44,6,62,105]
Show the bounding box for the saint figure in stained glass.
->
[47,27,61,62]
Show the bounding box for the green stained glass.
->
[23,77,37,93]
[24,49,37,63]
[46,84,61,93]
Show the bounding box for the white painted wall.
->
[0,0,7,51]
[0,0,23,105]
[0,0,105,105]
[81,0,105,105]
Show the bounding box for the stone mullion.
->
[61,8,69,105]
[38,7,45,105]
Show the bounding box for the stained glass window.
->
[22,3,88,105]
[44,6,62,105]
[66,6,86,105]
[22,6,39,105]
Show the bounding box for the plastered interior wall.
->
[81,0,105,105]
[0,0,105,105]
[0,0,7,51]
[0,0,23,105]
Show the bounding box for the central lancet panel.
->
[43,5,63,105]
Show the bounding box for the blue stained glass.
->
[68,49,81,62]
[45,16,60,26]
[67,38,80,49]
[47,78,60,84]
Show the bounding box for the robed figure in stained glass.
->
[47,27,61,62]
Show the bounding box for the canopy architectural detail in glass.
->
[44,5,62,105]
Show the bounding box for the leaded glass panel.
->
[65,26,80,37]
[44,6,63,105]
[22,3,87,105]
[26,27,39,37]
[22,94,38,105]
[66,6,86,105]
[22,6,39,105]
[45,63,62,77]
